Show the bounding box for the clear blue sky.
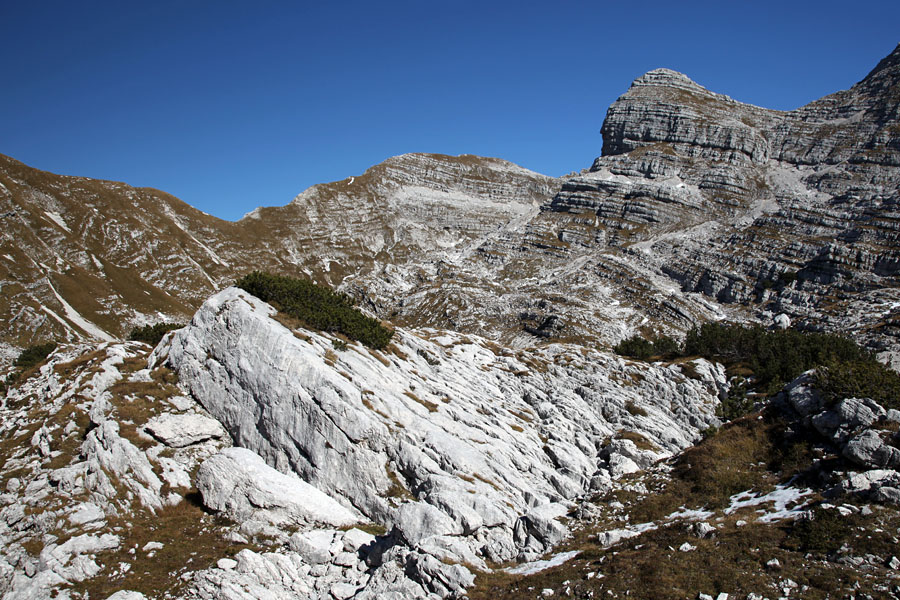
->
[2,1,898,221]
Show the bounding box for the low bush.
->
[236,271,393,350]
[14,342,57,369]
[815,358,900,410]
[128,323,183,346]
[617,322,886,421]
[683,323,868,394]
[614,334,679,360]
[614,335,655,359]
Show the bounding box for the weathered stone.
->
[144,413,226,448]
[843,429,900,469]
[197,448,360,528]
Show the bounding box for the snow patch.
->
[44,211,72,233]
[725,484,814,523]
[505,550,580,575]
[47,281,114,341]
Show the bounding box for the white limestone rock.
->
[106,592,148,600]
[163,288,722,565]
[395,502,463,545]
[144,413,226,448]
[82,419,164,510]
[811,397,886,443]
[843,429,900,469]
[197,447,361,528]
[67,503,105,526]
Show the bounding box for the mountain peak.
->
[860,42,900,83]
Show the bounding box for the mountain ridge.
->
[2,44,899,364]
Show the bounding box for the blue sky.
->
[2,1,898,221]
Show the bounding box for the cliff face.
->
[541,43,900,353]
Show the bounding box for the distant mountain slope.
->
[0,152,556,361]
[2,44,899,363]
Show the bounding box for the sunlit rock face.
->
[162,287,723,566]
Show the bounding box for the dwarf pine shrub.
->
[236,271,393,350]
[128,323,183,346]
[14,342,57,369]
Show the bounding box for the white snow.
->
[505,551,580,575]
[724,485,814,522]
[44,211,72,233]
[163,207,229,267]
[46,281,114,341]
[2,254,13,262]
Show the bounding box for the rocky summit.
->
[1,45,900,599]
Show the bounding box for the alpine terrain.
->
[1,44,899,599]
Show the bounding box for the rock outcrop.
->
[159,287,723,570]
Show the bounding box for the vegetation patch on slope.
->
[235,271,393,349]
[615,323,900,419]
[128,323,183,346]
[471,407,900,600]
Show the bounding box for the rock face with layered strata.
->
[539,43,900,352]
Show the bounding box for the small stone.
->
[142,541,164,552]
[694,522,716,538]
[715,594,728,600]
[766,558,781,569]
[679,542,696,552]
[735,520,747,527]
[889,556,900,570]
[342,527,376,552]
[224,531,249,544]
[542,589,554,598]
[216,558,237,570]
[333,551,358,568]
[330,582,358,600]
[106,593,148,600]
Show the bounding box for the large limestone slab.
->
[197,447,361,528]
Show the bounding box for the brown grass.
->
[385,464,415,500]
[624,400,648,417]
[615,430,658,452]
[69,491,258,598]
[404,390,438,413]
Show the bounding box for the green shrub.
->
[128,323,183,346]
[614,334,679,359]
[716,377,754,421]
[14,342,57,369]
[785,507,849,554]
[650,335,679,357]
[621,322,883,422]
[236,271,393,350]
[683,323,871,395]
[614,335,655,359]
[815,359,900,410]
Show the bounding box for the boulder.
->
[843,429,900,469]
[197,447,360,528]
[144,413,226,448]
